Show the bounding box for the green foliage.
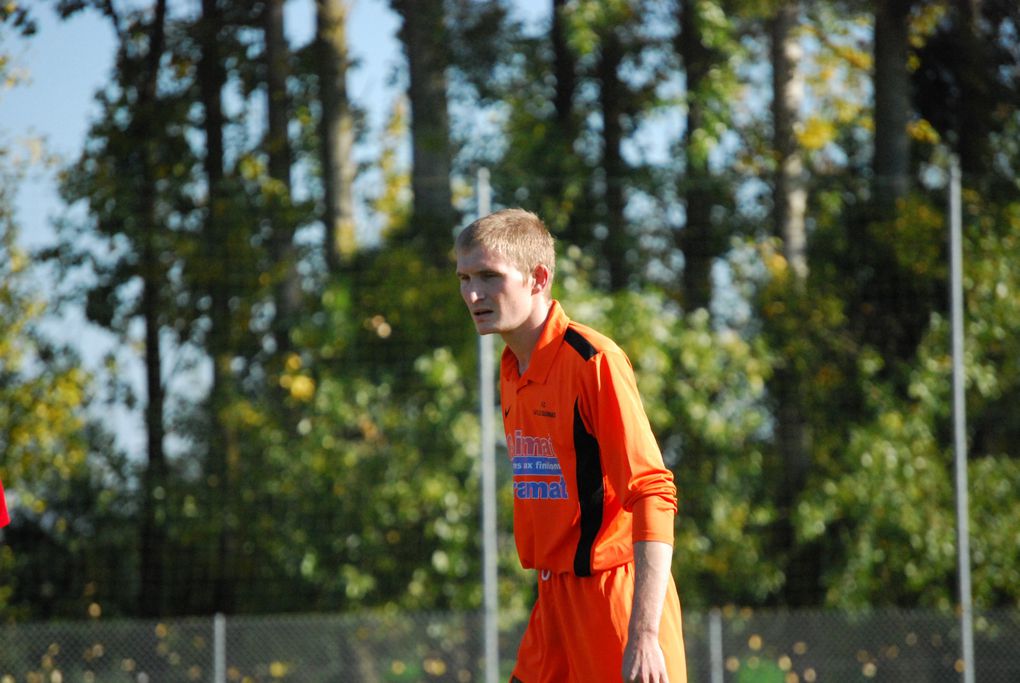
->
[556,251,782,606]
[340,246,474,369]
[0,182,88,509]
[794,195,1020,609]
[291,347,481,610]
[0,168,133,621]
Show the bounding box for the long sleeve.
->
[583,349,677,545]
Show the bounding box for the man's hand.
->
[622,631,669,682]
[622,541,674,682]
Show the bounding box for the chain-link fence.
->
[3,607,1019,682]
[684,608,1020,683]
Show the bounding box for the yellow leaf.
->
[797,117,836,152]
[907,119,940,145]
[289,375,315,402]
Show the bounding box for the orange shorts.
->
[510,563,687,683]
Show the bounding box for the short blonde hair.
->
[455,208,556,285]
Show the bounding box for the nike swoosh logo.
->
[504,406,511,417]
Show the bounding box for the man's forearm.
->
[622,541,674,681]
[629,540,673,638]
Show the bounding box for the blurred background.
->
[1,0,1019,681]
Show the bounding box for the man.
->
[455,209,687,683]
[0,477,9,528]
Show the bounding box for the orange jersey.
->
[501,301,677,575]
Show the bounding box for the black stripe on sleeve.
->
[572,398,604,577]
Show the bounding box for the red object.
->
[0,477,9,528]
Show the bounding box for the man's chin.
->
[473,319,501,336]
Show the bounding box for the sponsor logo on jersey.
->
[514,477,568,500]
[507,429,569,501]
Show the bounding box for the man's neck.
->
[502,299,553,375]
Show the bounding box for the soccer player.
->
[455,209,687,683]
[0,477,9,528]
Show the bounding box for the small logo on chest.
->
[533,401,556,418]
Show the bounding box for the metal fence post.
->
[949,155,975,683]
[709,608,724,683]
[213,612,226,683]
[476,167,500,683]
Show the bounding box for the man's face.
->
[456,245,536,336]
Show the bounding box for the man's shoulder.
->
[561,319,624,363]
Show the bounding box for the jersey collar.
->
[501,300,569,386]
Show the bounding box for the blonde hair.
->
[455,208,556,285]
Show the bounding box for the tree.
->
[0,190,88,518]
[135,0,170,619]
[316,0,358,271]
[538,0,592,247]
[0,113,118,619]
[10,0,1020,623]
[535,0,677,289]
[771,0,808,281]
[767,0,818,606]
[551,0,577,137]
[391,0,457,264]
[796,195,1020,610]
[872,0,912,214]
[53,0,282,617]
[675,0,730,309]
[264,0,302,352]
[196,0,243,615]
[597,22,630,289]
[48,0,178,617]
[914,0,1020,185]
[192,0,273,615]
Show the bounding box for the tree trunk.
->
[393,0,455,264]
[872,0,912,215]
[549,0,585,246]
[770,3,817,606]
[771,1,808,281]
[551,0,576,132]
[137,0,169,619]
[199,0,236,615]
[265,0,301,349]
[770,0,811,475]
[597,30,628,290]
[317,0,357,272]
[265,0,291,188]
[677,0,716,310]
[953,0,988,177]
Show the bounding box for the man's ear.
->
[531,264,551,295]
